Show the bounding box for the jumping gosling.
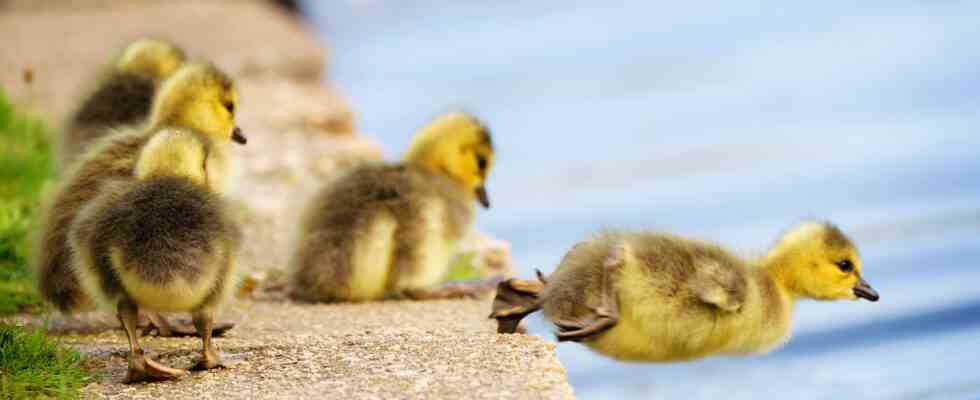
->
[59,38,186,168]
[34,63,246,332]
[70,129,242,383]
[290,111,494,302]
[491,222,879,362]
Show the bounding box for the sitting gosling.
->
[60,38,186,168]
[290,112,494,302]
[34,63,245,335]
[491,222,879,362]
[69,128,242,382]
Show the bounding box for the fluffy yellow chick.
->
[34,63,245,334]
[491,222,879,362]
[70,129,242,382]
[290,111,494,302]
[60,38,186,168]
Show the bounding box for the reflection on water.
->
[301,1,980,398]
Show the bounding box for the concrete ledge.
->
[60,300,574,399]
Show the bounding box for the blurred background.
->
[301,1,980,398]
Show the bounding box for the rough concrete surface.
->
[41,299,571,399]
[1,1,569,398]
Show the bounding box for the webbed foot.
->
[553,307,618,342]
[489,273,547,334]
[125,355,188,383]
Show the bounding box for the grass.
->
[0,324,91,400]
[0,87,53,314]
[0,89,90,399]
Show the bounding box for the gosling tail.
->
[489,270,547,334]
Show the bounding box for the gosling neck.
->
[737,258,796,354]
[201,139,231,195]
[403,142,454,177]
[142,127,231,194]
[404,157,464,189]
[404,155,441,174]
[758,251,803,302]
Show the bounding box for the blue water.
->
[300,1,980,398]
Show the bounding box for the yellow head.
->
[135,131,208,187]
[115,38,186,82]
[148,62,247,146]
[403,111,495,208]
[763,222,878,302]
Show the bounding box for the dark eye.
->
[836,259,854,273]
[224,101,235,115]
[476,155,487,170]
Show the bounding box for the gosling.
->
[491,222,879,362]
[34,62,246,333]
[70,129,241,382]
[290,111,494,302]
[59,38,186,168]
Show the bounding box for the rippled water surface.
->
[302,1,980,398]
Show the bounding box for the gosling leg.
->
[117,300,187,383]
[190,310,236,370]
[554,243,624,342]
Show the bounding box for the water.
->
[300,1,980,398]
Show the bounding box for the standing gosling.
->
[290,112,494,302]
[34,63,245,327]
[60,38,186,168]
[491,222,879,362]
[70,130,242,382]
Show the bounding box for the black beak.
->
[475,186,490,209]
[232,126,247,145]
[853,276,879,302]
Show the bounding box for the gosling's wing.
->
[688,260,744,312]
